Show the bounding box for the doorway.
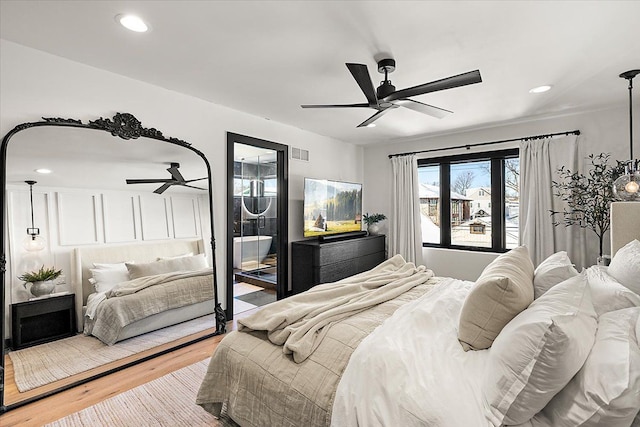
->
[226,133,288,319]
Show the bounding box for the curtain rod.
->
[388,129,581,158]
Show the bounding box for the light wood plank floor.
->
[0,313,252,427]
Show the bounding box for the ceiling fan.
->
[301,58,482,127]
[126,163,207,194]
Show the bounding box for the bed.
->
[72,239,216,345]
[197,206,640,426]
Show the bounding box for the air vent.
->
[291,146,309,162]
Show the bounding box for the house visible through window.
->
[417,149,519,252]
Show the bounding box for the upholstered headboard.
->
[71,239,205,330]
[610,202,640,257]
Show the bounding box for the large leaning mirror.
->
[0,113,226,411]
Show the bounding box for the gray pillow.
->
[458,246,534,351]
[126,253,208,279]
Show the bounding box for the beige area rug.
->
[45,358,237,427]
[10,314,215,392]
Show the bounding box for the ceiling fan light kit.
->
[301,57,482,128]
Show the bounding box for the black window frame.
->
[417,148,519,253]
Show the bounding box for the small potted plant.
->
[18,265,63,297]
[362,213,387,235]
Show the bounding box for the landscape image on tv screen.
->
[303,178,362,237]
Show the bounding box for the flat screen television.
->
[303,177,363,238]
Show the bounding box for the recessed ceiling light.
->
[35,168,52,174]
[529,85,552,94]
[366,123,376,128]
[116,14,149,33]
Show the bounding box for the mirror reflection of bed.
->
[2,115,219,408]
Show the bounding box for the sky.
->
[418,160,492,189]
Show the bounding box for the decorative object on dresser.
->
[362,212,387,235]
[291,234,386,294]
[613,69,640,201]
[11,293,76,350]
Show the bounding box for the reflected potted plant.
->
[363,213,387,235]
[18,265,63,297]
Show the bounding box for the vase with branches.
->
[550,153,625,260]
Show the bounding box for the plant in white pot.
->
[18,265,63,297]
[363,213,387,235]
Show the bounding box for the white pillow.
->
[92,261,130,270]
[608,239,640,294]
[89,267,131,293]
[537,307,640,427]
[482,273,598,426]
[126,253,208,279]
[533,251,579,299]
[585,266,640,316]
[157,252,194,261]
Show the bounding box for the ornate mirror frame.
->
[0,112,226,412]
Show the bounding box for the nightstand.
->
[11,293,76,350]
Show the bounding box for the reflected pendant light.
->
[23,180,46,252]
[613,69,640,201]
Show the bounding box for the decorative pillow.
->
[585,266,640,316]
[482,273,598,426]
[157,252,194,261]
[92,261,130,270]
[608,240,640,294]
[458,246,534,351]
[126,253,208,279]
[89,267,131,293]
[533,251,579,299]
[535,307,640,427]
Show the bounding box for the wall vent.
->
[291,146,309,162]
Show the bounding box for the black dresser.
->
[291,234,386,294]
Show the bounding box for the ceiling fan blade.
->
[185,177,208,183]
[356,107,396,128]
[346,63,379,108]
[301,103,369,108]
[182,184,207,191]
[384,70,482,102]
[126,178,171,184]
[154,183,173,194]
[167,165,185,182]
[395,99,453,119]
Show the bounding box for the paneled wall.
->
[5,184,207,337]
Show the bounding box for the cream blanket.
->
[238,254,434,362]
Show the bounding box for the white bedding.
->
[331,278,491,427]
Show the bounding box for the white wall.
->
[0,40,364,312]
[364,106,637,280]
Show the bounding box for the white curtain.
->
[389,154,423,265]
[519,135,586,268]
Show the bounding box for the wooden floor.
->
[0,313,252,427]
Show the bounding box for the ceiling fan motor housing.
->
[376,82,396,100]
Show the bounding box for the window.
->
[417,149,519,252]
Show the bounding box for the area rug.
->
[45,358,237,427]
[9,314,215,392]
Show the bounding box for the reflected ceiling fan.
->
[126,163,207,194]
[301,58,482,127]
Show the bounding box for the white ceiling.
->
[1,1,639,146]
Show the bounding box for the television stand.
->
[291,234,386,294]
[318,231,367,242]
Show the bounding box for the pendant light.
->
[613,69,640,201]
[23,180,46,252]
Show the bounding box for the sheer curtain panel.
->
[519,135,586,268]
[389,154,423,265]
